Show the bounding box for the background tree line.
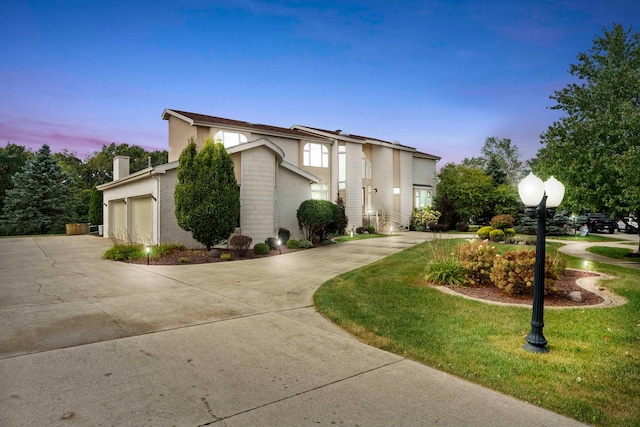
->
[0,142,167,236]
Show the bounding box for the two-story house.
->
[98,109,440,248]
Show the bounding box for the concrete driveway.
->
[0,234,586,426]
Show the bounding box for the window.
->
[214,131,247,148]
[303,143,329,168]
[415,189,432,208]
[362,156,371,179]
[338,145,346,189]
[311,183,328,200]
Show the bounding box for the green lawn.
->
[314,239,640,427]
[550,234,627,242]
[587,246,640,262]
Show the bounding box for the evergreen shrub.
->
[477,226,493,239]
[489,229,506,242]
[253,243,269,255]
[286,239,299,249]
[298,239,313,249]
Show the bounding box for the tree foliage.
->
[535,23,640,215]
[88,185,103,225]
[84,143,168,187]
[533,23,640,248]
[175,138,240,250]
[0,143,33,212]
[436,163,495,223]
[1,145,72,235]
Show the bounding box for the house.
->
[98,109,440,248]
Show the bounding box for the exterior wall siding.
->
[412,157,438,193]
[276,167,312,240]
[400,151,414,224]
[168,116,196,162]
[157,170,204,248]
[241,147,277,245]
[345,142,363,229]
[371,145,394,215]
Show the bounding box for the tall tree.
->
[480,137,522,185]
[0,143,32,212]
[436,163,495,224]
[175,138,240,250]
[534,23,640,250]
[1,145,72,235]
[83,143,168,187]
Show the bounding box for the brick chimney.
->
[113,156,130,181]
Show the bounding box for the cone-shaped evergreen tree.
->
[2,145,73,235]
[175,138,240,250]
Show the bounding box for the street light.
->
[518,173,565,353]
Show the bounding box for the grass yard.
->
[587,246,640,262]
[550,234,627,242]
[314,239,640,427]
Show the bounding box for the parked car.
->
[586,213,617,234]
[617,217,639,234]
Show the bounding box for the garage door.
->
[132,197,153,244]
[111,200,126,240]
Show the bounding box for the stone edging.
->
[433,268,626,309]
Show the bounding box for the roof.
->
[163,109,328,141]
[293,125,440,159]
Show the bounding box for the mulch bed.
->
[444,270,604,307]
[126,246,299,265]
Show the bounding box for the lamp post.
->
[277,239,282,254]
[518,173,565,353]
[146,246,150,265]
[367,208,371,228]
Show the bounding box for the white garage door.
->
[132,197,153,244]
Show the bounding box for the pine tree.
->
[175,138,240,250]
[2,145,73,235]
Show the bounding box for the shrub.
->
[321,239,336,245]
[456,240,498,286]
[429,223,450,232]
[286,239,299,249]
[220,253,232,260]
[490,214,516,230]
[153,243,186,257]
[412,207,442,230]
[178,257,191,263]
[504,228,516,238]
[468,225,480,232]
[477,226,493,239]
[277,228,290,244]
[489,229,506,242]
[103,244,145,261]
[489,250,562,295]
[230,234,253,257]
[355,227,365,234]
[298,238,313,249]
[366,226,375,234]
[297,199,342,241]
[265,237,278,250]
[253,243,269,255]
[456,221,469,232]
[425,259,465,286]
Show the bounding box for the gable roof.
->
[162,109,329,142]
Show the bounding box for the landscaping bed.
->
[125,246,298,265]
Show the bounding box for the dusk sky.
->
[2,1,639,166]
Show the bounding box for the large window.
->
[303,143,329,168]
[311,183,328,200]
[415,189,432,208]
[338,145,346,189]
[215,131,247,148]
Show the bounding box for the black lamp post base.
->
[523,343,549,353]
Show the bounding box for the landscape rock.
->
[568,291,583,302]
[209,249,220,258]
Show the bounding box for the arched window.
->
[303,143,329,168]
[214,131,247,148]
[414,189,432,208]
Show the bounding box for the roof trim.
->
[280,161,319,182]
[293,125,418,153]
[226,138,285,163]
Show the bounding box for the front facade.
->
[99,109,440,248]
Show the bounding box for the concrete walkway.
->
[554,234,640,270]
[0,233,589,426]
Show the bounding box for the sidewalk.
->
[0,233,586,426]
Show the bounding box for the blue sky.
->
[1,1,639,165]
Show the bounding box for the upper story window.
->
[362,156,371,179]
[303,143,329,168]
[215,131,247,148]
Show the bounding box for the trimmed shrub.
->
[504,228,516,238]
[366,226,375,234]
[490,250,562,295]
[456,221,469,232]
[489,229,506,242]
[253,243,269,255]
[220,253,232,261]
[277,228,290,244]
[456,240,498,286]
[286,239,299,249]
[477,226,493,239]
[297,199,342,241]
[265,237,278,250]
[490,214,515,230]
[355,227,365,234]
[230,234,253,257]
[298,238,313,249]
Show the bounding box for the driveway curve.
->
[0,234,587,426]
